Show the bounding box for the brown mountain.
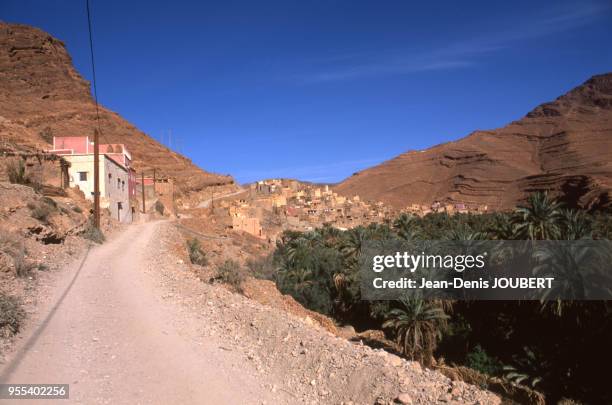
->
[0,22,233,194]
[335,73,612,210]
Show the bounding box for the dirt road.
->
[196,189,246,208]
[0,222,288,404]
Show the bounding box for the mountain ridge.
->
[335,73,612,210]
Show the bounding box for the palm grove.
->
[250,193,612,403]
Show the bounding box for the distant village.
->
[25,138,488,239]
[215,178,489,241]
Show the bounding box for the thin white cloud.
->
[299,1,609,83]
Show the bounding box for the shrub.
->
[28,201,53,223]
[81,219,105,244]
[0,231,34,277]
[40,196,57,208]
[466,345,503,376]
[246,255,275,280]
[6,159,31,185]
[187,238,208,266]
[216,260,246,292]
[39,126,53,144]
[154,200,165,215]
[72,206,83,213]
[13,254,37,278]
[0,293,26,337]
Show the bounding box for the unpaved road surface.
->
[196,189,246,208]
[0,222,288,404]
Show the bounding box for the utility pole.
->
[141,171,146,213]
[93,128,101,228]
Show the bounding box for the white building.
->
[48,136,133,223]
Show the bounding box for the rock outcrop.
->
[0,22,233,194]
[335,73,612,210]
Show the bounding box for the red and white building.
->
[48,136,136,223]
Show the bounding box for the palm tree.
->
[383,295,449,365]
[445,227,485,241]
[317,223,342,246]
[341,227,368,261]
[393,213,422,240]
[285,267,314,294]
[488,213,515,240]
[533,240,612,315]
[559,209,592,240]
[513,192,563,240]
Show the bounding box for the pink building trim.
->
[47,136,138,197]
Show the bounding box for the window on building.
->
[122,181,125,191]
[108,173,112,181]
[117,178,121,189]
[78,172,87,181]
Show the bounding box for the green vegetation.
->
[187,238,208,266]
[81,217,105,244]
[383,295,449,366]
[0,231,35,278]
[38,126,53,144]
[154,200,165,215]
[0,293,26,338]
[216,259,246,292]
[466,345,503,376]
[246,255,275,280]
[27,197,57,224]
[6,158,31,185]
[268,192,612,403]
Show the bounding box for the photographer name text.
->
[372,277,555,290]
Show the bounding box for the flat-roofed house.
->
[48,136,133,223]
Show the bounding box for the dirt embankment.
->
[156,222,500,404]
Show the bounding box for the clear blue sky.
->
[2,1,612,184]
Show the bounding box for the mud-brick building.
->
[48,136,134,223]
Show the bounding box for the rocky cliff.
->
[335,73,612,210]
[0,22,233,194]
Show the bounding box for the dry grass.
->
[216,259,246,293]
[435,364,546,405]
[81,218,105,244]
[0,293,26,338]
[6,158,31,185]
[186,238,208,266]
[0,231,35,277]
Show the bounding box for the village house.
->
[231,214,263,238]
[48,136,134,223]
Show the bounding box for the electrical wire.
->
[85,0,109,145]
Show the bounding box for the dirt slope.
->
[335,73,612,210]
[0,22,233,194]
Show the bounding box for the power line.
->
[86,0,101,132]
[85,0,110,144]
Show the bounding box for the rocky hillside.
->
[0,22,233,194]
[336,73,612,210]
